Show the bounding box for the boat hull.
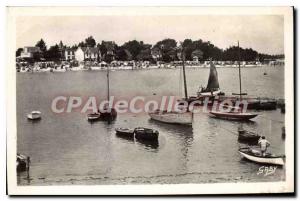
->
[198,89,221,96]
[115,128,135,139]
[239,149,284,166]
[87,113,101,121]
[209,111,257,121]
[148,111,193,125]
[134,127,159,141]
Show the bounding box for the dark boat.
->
[87,50,117,122]
[238,128,260,144]
[17,154,29,172]
[281,126,286,139]
[197,61,222,96]
[115,127,135,138]
[134,127,159,141]
[99,108,117,121]
[257,99,277,110]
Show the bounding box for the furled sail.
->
[206,61,219,90]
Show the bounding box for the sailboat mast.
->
[238,41,242,100]
[182,50,188,99]
[107,64,110,102]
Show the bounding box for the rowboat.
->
[87,112,101,121]
[149,110,193,125]
[17,154,29,172]
[115,128,135,138]
[210,111,258,121]
[238,128,260,144]
[27,111,41,120]
[239,147,284,166]
[134,127,159,141]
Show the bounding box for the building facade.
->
[20,47,41,58]
[64,48,76,61]
[74,47,101,62]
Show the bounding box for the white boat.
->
[27,111,41,120]
[209,110,258,121]
[149,110,193,125]
[87,112,101,121]
[239,147,284,166]
[198,89,222,96]
[148,47,192,125]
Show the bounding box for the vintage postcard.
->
[6,7,294,195]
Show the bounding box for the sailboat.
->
[148,46,193,125]
[209,41,258,121]
[87,57,117,122]
[197,61,222,96]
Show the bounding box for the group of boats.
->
[24,42,285,170]
[146,42,285,166]
[115,127,159,141]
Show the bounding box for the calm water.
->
[17,66,285,185]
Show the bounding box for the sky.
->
[16,15,284,55]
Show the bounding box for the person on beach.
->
[258,136,270,156]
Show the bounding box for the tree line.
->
[16,36,284,62]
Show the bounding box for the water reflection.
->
[115,133,135,142]
[135,138,159,150]
[148,119,193,170]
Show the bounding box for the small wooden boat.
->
[99,108,117,121]
[238,128,260,144]
[239,147,284,166]
[115,128,135,138]
[148,110,193,125]
[87,112,101,121]
[210,110,257,121]
[27,111,41,120]
[134,127,159,141]
[17,154,29,172]
[257,99,277,110]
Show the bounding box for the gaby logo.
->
[51,95,249,114]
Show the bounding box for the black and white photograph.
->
[6,6,294,195]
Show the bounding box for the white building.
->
[64,48,76,61]
[74,47,101,62]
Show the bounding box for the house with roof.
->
[74,47,101,62]
[20,46,41,59]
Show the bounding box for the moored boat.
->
[134,127,159,141]
[87,112,101,121]
[197,61,222,96]
[239,147,284,166]
[99,108,117,121]
[27,111,41,120]
[115,127,135,138]
[149,110,193,125]
[238,127,260,144]
[17,154,30,172]
[148,45,192,125]
[210,110,257,121]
